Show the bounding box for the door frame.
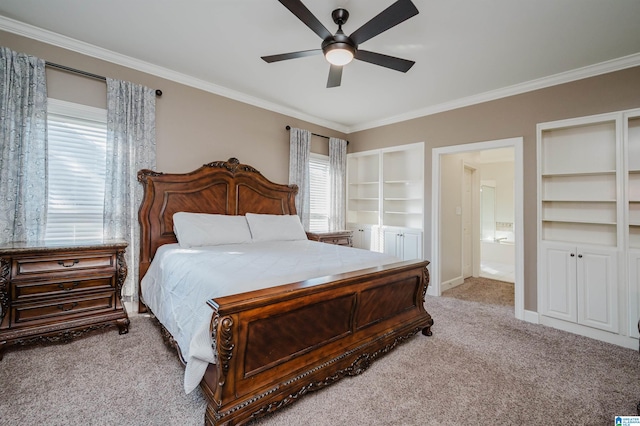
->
[430,137,525,320]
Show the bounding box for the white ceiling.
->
[1,0,640,133]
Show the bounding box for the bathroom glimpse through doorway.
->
[431,137,524,320]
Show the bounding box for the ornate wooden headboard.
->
[137,158,298,285]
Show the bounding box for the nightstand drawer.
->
[13,253,115,277]
[12,292,116,325]
[306,231,353,247]
[325,236,352,246]
[13,275,114,300]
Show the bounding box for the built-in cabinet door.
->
[361,226,373,251]
[348,224,373,251]
[576,247,618,333]
[383,228,400,258]
[348,223,363,248]
[541,242,577,323]
[402,229,422,261]
[382,227,422,261]
[541,242,618,333]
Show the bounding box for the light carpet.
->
[441,276,515,306]
[1,294,638,425]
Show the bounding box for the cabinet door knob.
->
[570,253,575,257]
[578,254,583,258]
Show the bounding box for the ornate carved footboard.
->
[201,260,432,425]
[137,158,433,426]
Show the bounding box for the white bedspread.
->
[141,240,399,393]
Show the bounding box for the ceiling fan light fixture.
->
[324,43,355,66]
[262,0,419,87]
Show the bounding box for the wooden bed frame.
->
[137,158,433,425]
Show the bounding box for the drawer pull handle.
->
[57,302,79,312]
[57,259,80,267]
[58,281,80,291]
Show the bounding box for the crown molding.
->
[2,15,638,136]
[0,15,349,134]
[347,52,640,133]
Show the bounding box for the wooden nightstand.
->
[0,240,130,359]
[306,230,353,247]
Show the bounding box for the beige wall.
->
[4,29,640,312]
[1,30,343,184]
[439,153,465,284]
[348,66,640,311]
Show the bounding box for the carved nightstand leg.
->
[0,340,5,361]
[117,318,130,335]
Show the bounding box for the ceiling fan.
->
[261,0,419,88]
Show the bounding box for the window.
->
[45,99,107,243]
[309,154,330,232]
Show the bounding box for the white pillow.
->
[172,212,253,248]
[245,213,308,242]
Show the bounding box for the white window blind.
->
[45,99,107,243]
[309,154,330,232]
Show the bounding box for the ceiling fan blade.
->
[355,50,415,72]
[349,0,419,45]
[278,0,333,40]
[327,65,343,88]
[261,49,322,63]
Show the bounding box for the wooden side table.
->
[306,230,353,247]
[0,240,130,359]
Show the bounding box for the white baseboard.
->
[523,310,539,324]
[440,276,464,292]
[539,315,639,350]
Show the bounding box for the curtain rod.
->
[285,125,348,144]
[45,61,163,97]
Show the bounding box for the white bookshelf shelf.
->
[384,211,422,215]
[542,199,616,203]
[384,180,419,184]
[542,219,617,225]
[541,170,616,177]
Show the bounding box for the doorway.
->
[431,137,524,320]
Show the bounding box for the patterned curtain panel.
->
[288,127,311,230]
[329,137,347,231]
[0,47,48,244]
[104,78,156,307]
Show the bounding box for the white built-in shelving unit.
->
[347,142,424,260]
[346,151,380,227]
[626,112,640,339]
[539,119,619,247]
[538,109,640,347]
